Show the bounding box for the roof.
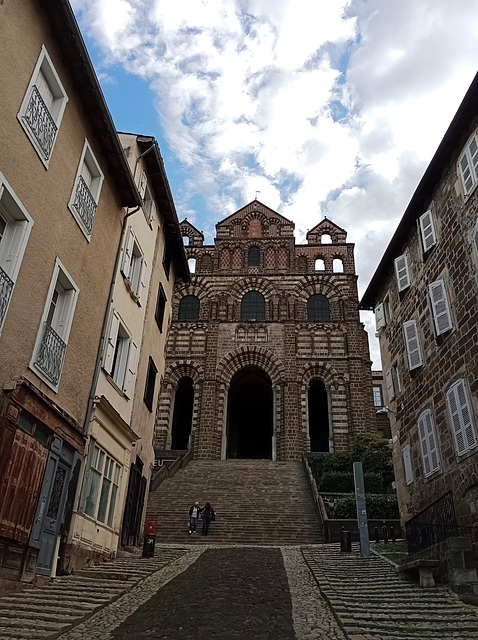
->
[180,218,205,240]
[40,0,141,208]
[136,136,190,282]
[217,200,295,227]
[360,72,478,310]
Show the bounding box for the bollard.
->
[390,525,396,543]
[382,521,388,543]
[374,526,380,543]
[340,527,352,552]
[142,521,156,558]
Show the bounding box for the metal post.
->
[353,462,370,558]
[374,526,380,544]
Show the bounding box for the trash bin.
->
[142,521,156,558]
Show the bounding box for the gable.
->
[307,217,347,244]
[216,200,295,239]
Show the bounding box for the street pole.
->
[353,461,370,558]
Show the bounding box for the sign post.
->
[353,461,370,558]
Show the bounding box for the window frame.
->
[419,210,437,253]
[403,320,422,370]
[240,290,266,321]
[0,173,34,334]
[428,279,453,336]
[155,283,167,332]
[447,379,477,457]
[30,257,79,391]
[17,45,69,168]
[121,228,148,304]
[248,246,261,267]
[385,369,395,402]
[394,254,411,292]
[144,357,158,412]
[103,310,138,398]
[83,443,121,528]
[178,295,200,321]
[458,131,478,196]
[418,409,440,477]
[68,140,104,241]
[402,445,414,485]
[307,294,331,322]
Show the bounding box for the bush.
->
[319,471,383,494]
[333,494,399,519]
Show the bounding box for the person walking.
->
[189,501,201,534]
[201,502,215,536]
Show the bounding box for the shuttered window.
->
[419,210,437,252]
[447,380,477,456]
[375,302,385,330]
[385,369,395,402]
[103,310,138,398]
[458,133,478,195]
[402,445,414,485]
[394,254,410,291]
[428,280,452,336]
[418,410,440,477]
[403,320,422,370]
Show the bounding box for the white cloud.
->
[73,0,478,368]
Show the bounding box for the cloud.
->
[72,0,478,367]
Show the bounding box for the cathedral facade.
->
[155,200,377,461]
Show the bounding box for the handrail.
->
[302,453,327,524]
[150,449,192,491]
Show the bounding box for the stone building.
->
[361,73,478,532]
[155,200,379,461]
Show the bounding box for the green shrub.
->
[318,471,383,494]
[333,494,399,519]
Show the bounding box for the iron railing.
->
[72,175,97,234]
[405,491,457,554]
[35,323,66,385]
[0,266,13,328]
[22,85,58,160]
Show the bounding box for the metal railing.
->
[22,85,58,160]
[72,175,97,234]
[405,491,457,554]
[0,266,13,328]
[35,323,66,385]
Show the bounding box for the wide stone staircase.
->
[0,548,188,639]
[303,545,478,639]
[146,459,324,544]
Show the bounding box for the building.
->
[0,0,141,582]
[361,73,478,533]
[155,200,380,461]
[64,133,188,569]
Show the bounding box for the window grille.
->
[178,295,200,321]
[248,246,260,267]
[241,290,265,321]
[307,294,330,322]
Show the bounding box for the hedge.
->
[333,494,399,519]
[318,471,383,494]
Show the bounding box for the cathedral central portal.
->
[226,367,273,459]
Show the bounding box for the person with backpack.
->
[188,501,201,534]
[200,502,215,536]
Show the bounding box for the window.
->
[321,234,332,244]
[403,320,422,370]
[144,357,158,412]
[428,280,452,336]
[315,258,325,271]
[447,379,477,456]
[84,444,121,527]
[373,386,383,407]
[121,228,148,303]
[0,173,34,333]
[17,46,69,166]
[30,258,79,390]
[183,236,190,246]
[333,258,343,273]
[418,409,440,477]
[103,311,138,397]
[138,170,147,199]
[394,365,402,394]
[307,294,330,322]
[248,246,260,267]
[188,258,196,273]
[374,302,387,330]
[68,140,104,239]
[241,290,265,321]
[163,246,171,279]
[385,369,395,402]
[402,445,414,485]
[419,210,437,253]
[458,132,478,195]
[143,185,156,226]
[178,295,200,321]
[155,283,167,331]
[394,254,410,292]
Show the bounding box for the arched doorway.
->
[308,379,330,451]
[227,367,273,459]
[171,377,194,449]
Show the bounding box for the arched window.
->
[241,290,265,321]
[297,256,308,272]
[248,246,260,267]
[188,257,196,273]
[315,258,325,271]
[182,235,189,246]
[307,294,330,322]
[333,258,343,273]
[178,295,200,321]
[321,234,332,244]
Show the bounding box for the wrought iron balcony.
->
[35,323,67,385]
[0,266,13,328]
[22,85,58,160]
[72,175,97,234]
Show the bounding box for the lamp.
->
[376,406,396,415]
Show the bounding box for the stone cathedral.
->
[155,200,378,461]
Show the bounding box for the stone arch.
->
[216,346,285,387]
[164,360,204,387]
[231,276,277,300]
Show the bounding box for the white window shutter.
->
[81,160,93,190]
[402,445,413,485]
[385,369,395,401]
[394,366,402,393]
[459,151,473,194]
[418,412,431,477]
[424,410,439,473]
[36,69,54,111]
[419,210,436,252]
[2,221,25,279]
[428,280,452,336]
[121,228,135,276]
[394,254,410,291]
[56,288,76,342]
[375,303,385,330]
[123,340,138,398]
[403,320,422,370]
[454,380,477,452]
[138,259,148,305]
[447,382,468,455]
[138,170,147,199]
[149,200,156,223]
[104,311,120,375]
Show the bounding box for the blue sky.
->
[72,0,478,366]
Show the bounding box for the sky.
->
[71,0,478,368]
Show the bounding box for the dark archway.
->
[171,377,194,449]
[227,367,273,459]
[308,379,330,451]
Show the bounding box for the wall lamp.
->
[376,406,397,415]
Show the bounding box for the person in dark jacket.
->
[201,502,215,536]
[189,501,201,534]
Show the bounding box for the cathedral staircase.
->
[146,459,324,545]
